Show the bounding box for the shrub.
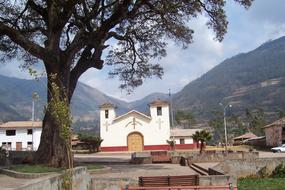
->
[271,164,285,178]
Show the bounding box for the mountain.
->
[0,75,167,124]
[0,75,130,122]
[173,36,285,123]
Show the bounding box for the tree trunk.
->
[35,65,74,168]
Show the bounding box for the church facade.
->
[100,100,170,151]
[100,100,199,152]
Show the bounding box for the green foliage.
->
[245,108,266,136]
[238,177,285,190]
[192,130,212,153]
[78,133,103,153]
[277,108,285,119]
[9,165,62,173]
[271,164,285,178]
[175,110,196,128]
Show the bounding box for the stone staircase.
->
[189,163,209,176]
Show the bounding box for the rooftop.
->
[233,132,257,140]
[170,128,202,137]
[0,121,42,128]
[263,117,285,128]
[149,99,169,106]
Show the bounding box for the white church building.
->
[100,100,200,152]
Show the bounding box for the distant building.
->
[263,117,285,147]
[232,132,257,145]
[0,121,42,151]
[99,100,199,152]
[170,128,202,149]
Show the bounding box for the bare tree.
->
[0,0,253,167]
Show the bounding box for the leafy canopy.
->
[0,0,253,91]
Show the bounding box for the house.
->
[99,100,199,152]
[263,117,285,147]
[232,132,257,145]
[170,128,202,149]
[0,121,42,151]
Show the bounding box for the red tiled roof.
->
[0,121,42,128]
[233,132,257,140]
[263,117,285,128]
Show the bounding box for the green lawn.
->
[9,165,62,173]
[85,164,104,170]
[238,178,285,190]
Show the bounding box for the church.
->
[100,100,199,152]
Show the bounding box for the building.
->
[263,117,285,147]
[170,128,201,149]
[232,132,257,145]
[0,121,42,151]
[100,100,199,152]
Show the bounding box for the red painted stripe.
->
[100,146,128,151]
[101,143,198,152]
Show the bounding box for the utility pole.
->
[219,103,232,154]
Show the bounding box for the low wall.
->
[15,167,91,190]
[199,175,236,186]
[92,177,137,190]
[213,157,285,178]
[188,151,258,164]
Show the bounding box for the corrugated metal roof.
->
[0,121,42,128]
[170,128,203,137]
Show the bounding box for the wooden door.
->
[16,142,22,151]
[128,132,143,152]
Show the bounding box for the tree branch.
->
[0,23,47,60]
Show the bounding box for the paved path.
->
[74,152,131,163]
[92,164,198,180]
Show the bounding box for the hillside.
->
[0,75,167,124]
[0,75,130,122]
[173,36,285,123]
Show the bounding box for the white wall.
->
[0,128,42,151]
[173,137,194,144]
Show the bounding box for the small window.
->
[6,130,16,136]
[157,107,162,116]
[180,138,185,144]
[27,129,33,135]
[27,141,33,145]
[2,142,6,146]
[105,110,109,119]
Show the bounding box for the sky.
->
[1,0,285,102]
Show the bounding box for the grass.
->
[238,178,285,190]
[85,164,104,170]
[9,165,62,173]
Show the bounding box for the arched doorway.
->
[127,132,144,152]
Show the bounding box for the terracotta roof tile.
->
[170,128,203,137]
[0,121,42,128]
[233,132,257,140]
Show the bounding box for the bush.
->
[78,133,103,153]
[271,164,285,178]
